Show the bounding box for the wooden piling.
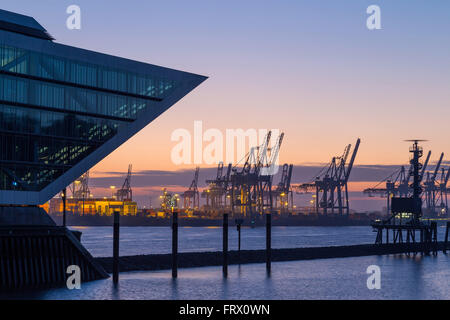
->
[172,210,178,278]
[431,222,438,255]
[62,188,67,227]
[444,222,449,254]
[113,210,120,284]
[237,223,241,261]
[223,213,228,277]
[266,213,271,274]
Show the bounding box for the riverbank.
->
[51,214,372,227]
[95,242,447,273]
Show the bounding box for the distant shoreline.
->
[50,214,372,227]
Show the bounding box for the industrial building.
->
[49,197,138,216]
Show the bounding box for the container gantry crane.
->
[202,162,232,214]
[273,164,294,215]
[423,152,444,216]
[183,167,200,210]
[437,168,450,216]
[70,171,91,215]
[116,164,133,201]
[230,131,284,218]
[296,138,360,216]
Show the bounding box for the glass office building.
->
[0,9,206,205]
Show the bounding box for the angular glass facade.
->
[0,42,186,192]
[0,10,206,205]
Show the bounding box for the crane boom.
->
[262,132,284,176]
[344,138,360,183]
[445,167,450,186]
[420,150,431,180]
[431,152,444,181]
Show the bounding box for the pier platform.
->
[96,242,448,273]
[0,226,108,289]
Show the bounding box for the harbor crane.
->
[364,150,450,217]
[371,140,439,251]
[423,153,444,216]
[296,138,360,215]
[437,168,450,216]
[183,167,200,210]
[363,150,431,214]
[71,171,91,199]
[70,171,91,215]
[116,164,133,201]
[202,162,232,214]
[230,131,284,218]
[273,164,294,215]
[160,188,179,211]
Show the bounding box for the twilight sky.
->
[3,1,450,210]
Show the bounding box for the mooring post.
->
[62,188,67,227]
[223,213,228,277]
[266,213,271,275]
[420,229,424,255]
[444,222,449,254]
[113,210,120,284]
[237,223,241,259]
[172,210,178,278]
[235,218,243,262]
[431,222,438,255]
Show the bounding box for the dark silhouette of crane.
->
[230,131,284,218]
[423,152,444,216]
[273,164,294,215]
[116,164,133,201]
[437,168,450,216]
[296,138,360,216]
[70,171,91,215]
[363,150,431,214]
[183,167,200,210]
[363,149,449,217]
[202,162,232,215]
[371,140,439,252]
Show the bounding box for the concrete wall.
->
[0,207,56,226]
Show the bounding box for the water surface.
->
[5,254,450,300]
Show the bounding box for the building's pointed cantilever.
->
[0,9,207,207]
[0,9,207,288]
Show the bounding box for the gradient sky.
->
[3,1,450,209]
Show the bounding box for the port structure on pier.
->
[364,145,449,218]
[371,140,439,254]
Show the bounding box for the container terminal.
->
[47,136,450,227]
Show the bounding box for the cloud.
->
[84,162,448,212]
[89,164,407,189]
